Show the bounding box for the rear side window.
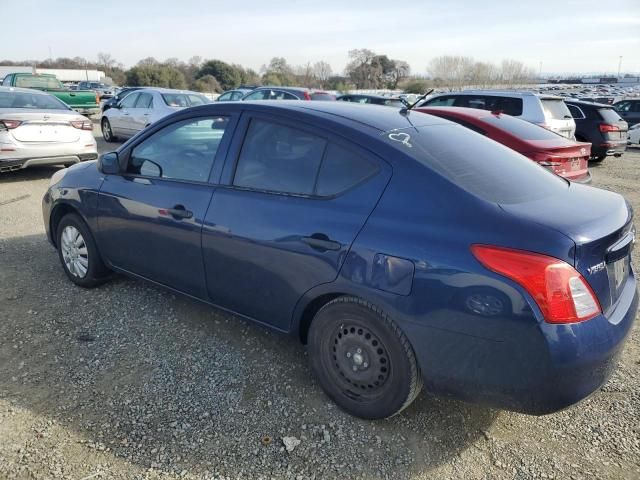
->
[388,124,567,204]
[597,108,623,123]
[316,143,378,196]
[233,119,326,195]
[566,104,585,119]
[541,99,571,120]
[243,90,268,101]
[425,96,456,107]
[453,96,523,116]
[483,114,561,140]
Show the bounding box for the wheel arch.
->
[49,202,86,248]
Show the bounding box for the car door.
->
[112,92,139,137]
[129,92,154,133]
[96,113,237,299]
[201,114,391,330]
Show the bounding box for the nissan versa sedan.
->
[0,86,97,172]
[101,88,211,142]
[43,101,638,419]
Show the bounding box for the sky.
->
[2,0,639,76]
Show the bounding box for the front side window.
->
[128,116,230,182]
[233,119,326,195]
[243,90,268,101]
[218,92,232,101]
[120,92,139,108]
[135,93,153,108]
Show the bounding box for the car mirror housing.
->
[98,152,121,174]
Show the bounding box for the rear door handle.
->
[166,205,193,220]
[301,233,341,251]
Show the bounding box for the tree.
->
[402,79,431,94]
[313,61,333,87]
[193,74,221,93]
[262,57,296,86]
[197,60,241,90]
[345,49,377,89]
[126,64,187,89]
[97,52,117,70]
[387,60,410,89]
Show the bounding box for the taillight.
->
[96,93,100,104]
[471,245,601,323]
[303,91,311,100]
[70,120,93,131]
[0,119,22,129]
[599,123,619,133]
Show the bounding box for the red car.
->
[416,107,592,183]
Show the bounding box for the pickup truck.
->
[2,73,100,116]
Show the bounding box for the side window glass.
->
[233,119,326,195]
[135,93,153,108]
[243,90,267,101]
[316,143,379,196]
[615,102,630,112]
[120,93,139,108]
[128,116,230,182]
[567,105,583,119]
[633,102,640,113]
[425,96,455,107]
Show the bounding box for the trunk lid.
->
[500,184,634,314]
[525,140,591,181]
[1,110,82,143]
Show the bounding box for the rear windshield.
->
[385,124,567,204]
[540,99,571,120]
[483,114,561,140]
[162,93,209,107]
[0,91,68,110]
[597,108,623,123]
[310,92,336,101]
[15,76,62,89]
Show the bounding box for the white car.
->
[628,123,640,145]
[0,86,97,173]
[101,88,211,142]
[419,90,577,138]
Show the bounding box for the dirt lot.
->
[1,125,639,480]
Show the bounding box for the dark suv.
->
[565,100,628,162]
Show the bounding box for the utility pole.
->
[617,56,623,79]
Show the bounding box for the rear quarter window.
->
[316,143,379,196]
[387,124,568,204]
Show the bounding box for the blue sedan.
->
[42,101,638,419]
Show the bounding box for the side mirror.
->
[98,152,121,174]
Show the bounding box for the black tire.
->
[101,117,117,142]
[590,155,606,163]
[308,296,422,419]
[56,213,110,288]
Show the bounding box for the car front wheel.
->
[101,118,117,142]
[308,296,423,419]
[56,213,110,288]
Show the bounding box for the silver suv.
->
[420,90,576,138]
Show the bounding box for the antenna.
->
[400,89,434,115]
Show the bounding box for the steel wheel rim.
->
[330,323,390,400]
[61,226,89,278]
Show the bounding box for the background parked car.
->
[78,81,115,99]
[613,99,640,127]
[419,91,576,138]
[0,86,97,172]
[628,123,640,145]
[2,72,100,116]
[337,94,405,107]
[417,106,591,183]
[241,87,335,101]
[565,100,628,162]
[217,88,254,101]
[101,88,211,142]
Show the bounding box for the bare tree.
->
[387,60,410,89]
[313,61,333,87]
[97,52,117,70]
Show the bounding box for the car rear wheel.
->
[308,296,422,419]
[101,118,117,142]
[56,213,110,288]
[590,155,606,163]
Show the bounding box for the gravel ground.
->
[0,125,639,480]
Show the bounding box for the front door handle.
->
[166,205,193,219]
[301,233,341,251]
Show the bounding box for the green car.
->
[2,73,100,116]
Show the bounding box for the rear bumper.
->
[405,270,638,415]
[567,170,592,184]
[0,153,98,172]
[71,106,100,116]
[591,140,627,158]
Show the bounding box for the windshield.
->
[541,99,571,120]
[0,91,69,110]
[384,124,567,204]
[15,76,62,89]
[162,93,210,107]
[482,114,562,140]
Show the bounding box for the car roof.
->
[0,86,52,95]
[564,99,614,108]
[437,90,563,100]
[219,100,448,133]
